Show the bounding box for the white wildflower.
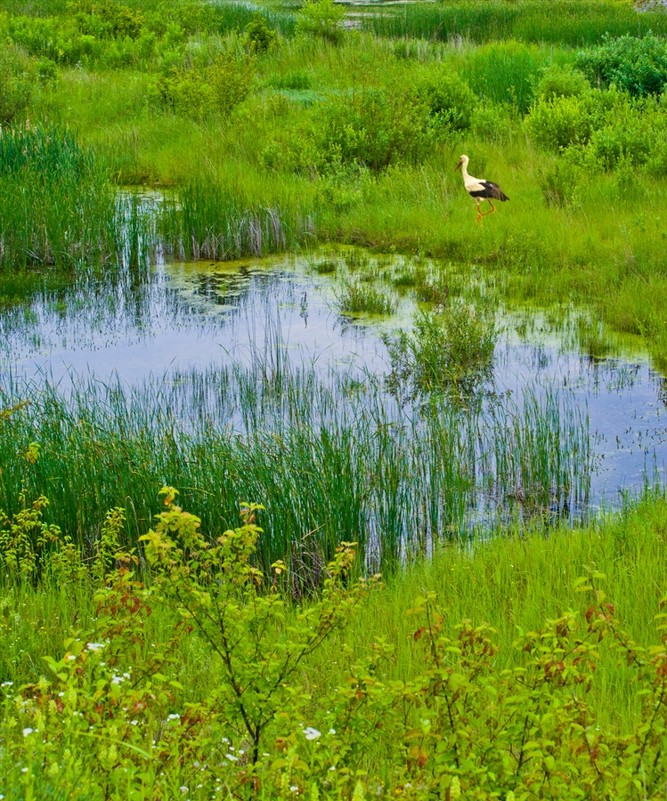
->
[303,726,321,741]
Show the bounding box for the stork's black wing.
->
[476,181,509,201]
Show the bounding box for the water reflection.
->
[1,254,665,520]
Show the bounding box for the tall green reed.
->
[0,125,152,273]
[362,2,667,46]
[0,344,592,580]
[159,182,314,261]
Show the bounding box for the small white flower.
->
[1,681,13,687]
[225,753,238,762]
[328,728,336,735]
[66,654,76,662]
[22,728,34,737]
[167,713,180,721]
[290,786,299,794]
[86,642,106,652]
[179,786,188,793]
[303,726,321,741]
[130,720,139,726]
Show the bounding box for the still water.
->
[2,252,666,519]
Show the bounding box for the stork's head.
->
[455,155,469,173]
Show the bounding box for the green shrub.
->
[413,67,478,134]
[296,0,345,44]
[533,62,591,101]
[243,13,277,54]
[67,0,145,40]
[313,87,431,172]
[525,94,595,151]
[588,118,653,171]
[151,53,253,118]
[575,33,667,97]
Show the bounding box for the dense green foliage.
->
[1,482,667,799]
[2,1,667,795]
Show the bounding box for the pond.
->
[1,250,666,564]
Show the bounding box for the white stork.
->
[455,154,509,222]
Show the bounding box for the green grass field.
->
[2,0,667,797]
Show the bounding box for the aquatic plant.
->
[384,301,497,403]
[0,124,150,272]
[335,278,398,316]
[0,339,592,579]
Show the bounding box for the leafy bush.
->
[588,117,653,170]
[243,13,277,54]
[533,63,591,101]
[313,87,431,173]
[151,53,253,118]
[413,67,478,134]
[295,0,345,44]
[525,94,595,151]
[68,0,145,40]
[575,33,667,97]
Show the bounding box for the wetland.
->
[2,2,667,798]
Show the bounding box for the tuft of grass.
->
[335,277,398,316]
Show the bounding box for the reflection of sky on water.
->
[2,256,666,512]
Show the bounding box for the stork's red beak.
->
[455,158,463,172]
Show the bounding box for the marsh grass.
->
[159,180,314,260]
[0,125,151,272]
[0,337,592,580]
[335,277,398,315]
[362,2,667,46]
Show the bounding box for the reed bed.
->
[0,125,153,272]
[362,1,667,46]
[159,182,314,261]
[0,344,592,580]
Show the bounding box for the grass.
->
[0,341,592,577]
[361,1,667,46]
[0,485,665,797]
[2,1,667,796]
[0,125,152,273]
